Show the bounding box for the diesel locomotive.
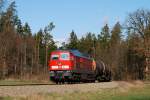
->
[48,50,111,84]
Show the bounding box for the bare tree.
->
[43,22,55,72]
[127,9,150,79]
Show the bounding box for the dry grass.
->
[0,81,150,100]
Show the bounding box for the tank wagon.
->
[48,50,111,84]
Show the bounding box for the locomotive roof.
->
[53,50,91,59]
[70,50,91,59]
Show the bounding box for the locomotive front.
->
[49,50,74,83]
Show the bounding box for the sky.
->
[15,0,150,45]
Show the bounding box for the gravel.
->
[0,81,143,97]
[0,82,118,97]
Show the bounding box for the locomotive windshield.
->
[60,53,70,60]
[51,55,59,60]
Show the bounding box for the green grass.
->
[0,97,13,100]
[36,84,150,100]
[1,84,150,100]
[113,85,150,100]
[60,87,150,100]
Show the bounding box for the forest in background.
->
[0,0,150,80]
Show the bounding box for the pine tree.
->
[111,22,121,44]
[15,17,23,35]
[67,30,78,49]
[110,22,122,80]
[0,1,17,79]
[23,22,31,37]
[43,22,55,71]
[99,24,110,49]
[96,24,110,64]
[77,33,96,57]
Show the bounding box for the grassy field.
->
[1,83,150,100]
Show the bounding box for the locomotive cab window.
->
[60,53,69,60]
[51,55,59,60]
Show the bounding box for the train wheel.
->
[108,75,112,82]
[56,81,59,84]
[96,76,102,82]
[105,72,112,82]
[62,80,65,84]
[91,80,95,83]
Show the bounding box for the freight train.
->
[48,50,111,84]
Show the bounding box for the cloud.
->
[54,38,68,47]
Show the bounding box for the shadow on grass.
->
[110,95,150,100]
[0,97,12,100]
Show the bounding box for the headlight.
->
[62,65,69,69]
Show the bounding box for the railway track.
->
[0,81,148,87]
[0,81,97,86]
[0,80,148,87]
[0,83,55,86]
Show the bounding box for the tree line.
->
[0,0,150,80]
[62,10,150,80]
[0,1,57,80]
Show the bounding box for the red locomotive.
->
[49,50,111,84]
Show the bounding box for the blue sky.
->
[15,0,150,44]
